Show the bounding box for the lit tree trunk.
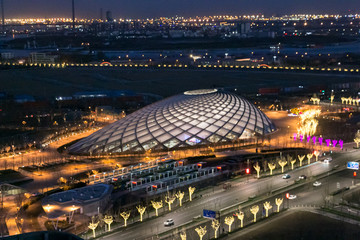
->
[165,194,176,211]
[307,153,313,165]
[263,201,272,217]
[298,155,305,166]
[224,216,234,232]
[188,186,195,202]
[235,210,244,228]
[250,205,259,223]
[253,162,260,178]
[103,215,113,232]
[151,200,163,216]
[120,211,130,227]
[268,163,276,175]
[175,191,185,206]
[136,205,146,222]
[278,160,287,173]
[314,151,320,161]
[211,219,220,238]
[291,159,296,170]
[275,198,283,212]
[195,226,207,240]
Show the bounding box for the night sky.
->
[4,0,360,18]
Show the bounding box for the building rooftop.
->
[42,184,112,219]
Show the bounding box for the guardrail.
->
[1,62,360,74]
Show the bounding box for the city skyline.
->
[2,0,360,19]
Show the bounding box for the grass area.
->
[238,211,360,240]
[45,220,74,231]
[1,68,359,98]
[0,169,30,184]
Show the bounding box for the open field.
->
[1,68,359,97]
[239,211,360,240]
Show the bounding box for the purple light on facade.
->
[312,136,317,145]
[326,139,331,147]
[319,137,323,145]
[339,140,343,149]
[332,139,338,148]
[300,135,303,142]
[293,133,297,141]
[307,136,311,143]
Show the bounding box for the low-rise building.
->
[42,184,112,220]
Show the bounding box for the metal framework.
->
[69,89,275,154]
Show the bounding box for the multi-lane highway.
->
[98,149,359,240]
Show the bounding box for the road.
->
[0,128,97,171]
[99,149,359,240]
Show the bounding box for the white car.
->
[323,157,333,164]
[313,181,322,187]
[282,174,291,179]
[288,194,297,200]
[164,219,174,226]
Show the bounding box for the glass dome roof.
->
[69,89,276,154]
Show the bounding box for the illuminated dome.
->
[69,89,276,154]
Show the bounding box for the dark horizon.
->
[2,0,360,19]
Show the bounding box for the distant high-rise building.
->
[106,10,113,22]
[72,0,75,29]
[240,23,251,34]
[1,0,5,33]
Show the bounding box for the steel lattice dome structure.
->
[69,89,276,154]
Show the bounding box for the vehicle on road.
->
[282,174,291,179]
[288,194,297,200]
[164,219,174,226]
[299,175,307,180]
[323,157,333,164]
[313,181,322,187]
